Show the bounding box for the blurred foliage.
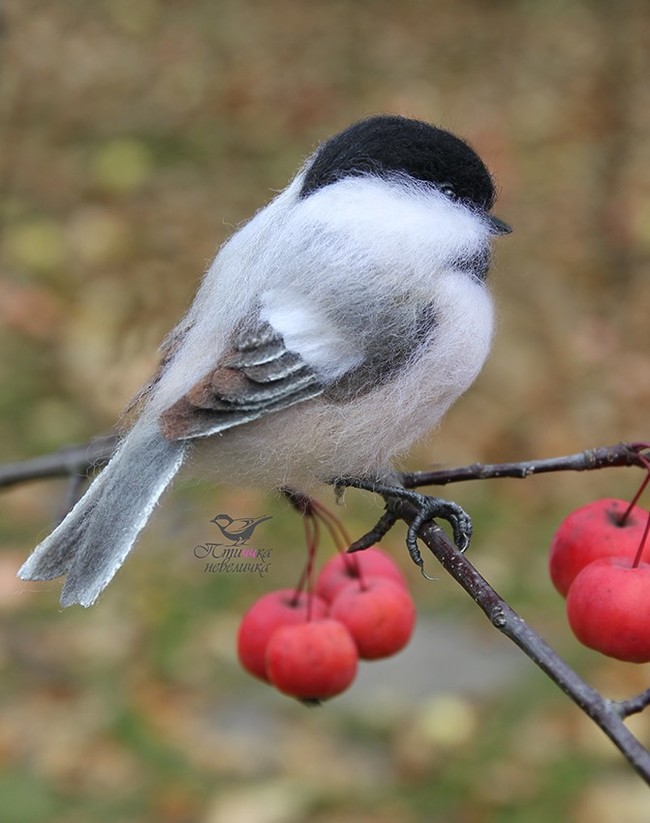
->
[1,0,650,821]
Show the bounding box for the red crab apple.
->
[329,577,416,659]
[237,589,328,681]
[315,547,407,603]
[549,498,649,597]
[566,558,650,663]
[265,618,358,701]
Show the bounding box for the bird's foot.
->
[333,477,473,577]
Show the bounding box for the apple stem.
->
[632,510,650,569]
[291,512,320,614]
[620,455,650,526]
[291,492,355,560]
[355,559,368,592]
[308,498,352,548]
[305,515,319,621]
[286,489,368,597]
[306,497,366,585]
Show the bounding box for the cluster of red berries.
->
[550,497,650,663]
[237,547,415,701]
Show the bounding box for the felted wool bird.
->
[19,115,509,606]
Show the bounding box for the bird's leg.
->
[332,476,473,576]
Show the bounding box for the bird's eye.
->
[439,182,457,199]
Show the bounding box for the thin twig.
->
[0,435,117,489]
[616,688,650,719]
[401,442,650,489]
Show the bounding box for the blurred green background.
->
[2,1,650,821]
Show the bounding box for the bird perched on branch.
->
[19,114,510,607]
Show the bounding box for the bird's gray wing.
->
[322,299,438,401]
[159,300,438,440]
[159,314,325,440]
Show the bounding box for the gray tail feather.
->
[18,421,187,608]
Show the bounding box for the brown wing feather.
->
[159,318,324,440]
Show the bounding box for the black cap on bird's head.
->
[300,115,511,235]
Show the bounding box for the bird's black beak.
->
[487,214,512,235]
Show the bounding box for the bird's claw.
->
[383,493,470,572]
[401,495,472,573]
[331,477,473,576]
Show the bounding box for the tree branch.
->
[0,435,117,489]
[615,688,650,719]
[401,441,650,488]
[390,497,650,784]
[1,438,647,493]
